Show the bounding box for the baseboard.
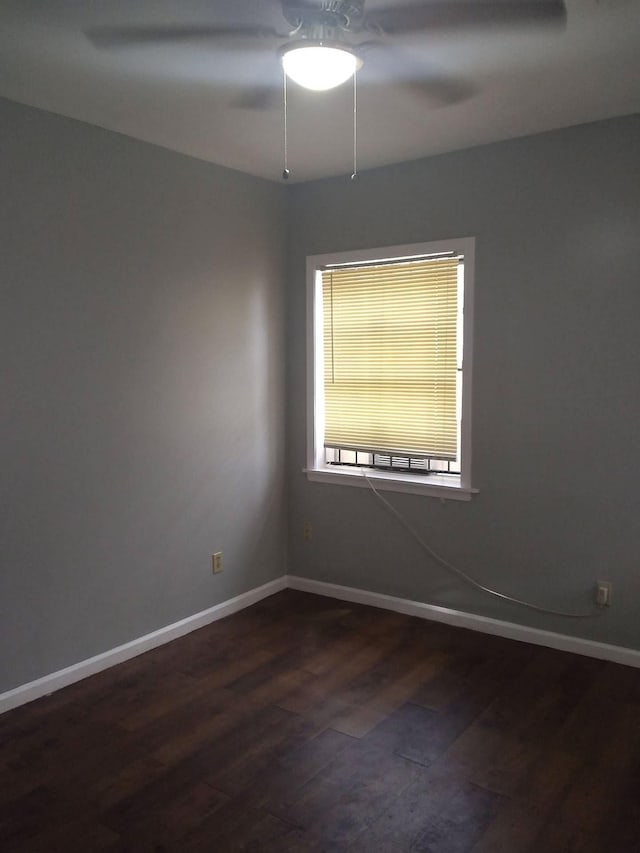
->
[0,576,287,715]
[4,572,639,716]
[287,575,640,669]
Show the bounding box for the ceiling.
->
[1,1,639,183]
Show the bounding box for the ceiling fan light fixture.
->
[281,43,362,91]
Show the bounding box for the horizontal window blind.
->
[322,256,459,458]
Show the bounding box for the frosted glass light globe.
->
[281,45,361,91]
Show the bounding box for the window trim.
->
[306,238,477,501]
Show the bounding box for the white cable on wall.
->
[364,475,597,619]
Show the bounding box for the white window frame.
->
[305,238,477,501]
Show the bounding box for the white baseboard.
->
[0,576,287,715]
[287,575,640,670]
[3,572,639,716]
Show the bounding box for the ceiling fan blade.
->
[85,24,286,50]
[357,41,477,107]
[229,86,282,111]
[364,1,567,36]
[398,76,478,107]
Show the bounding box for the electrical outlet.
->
[212,552,223,574]
[303,521,312,541]
[595,580,611,607]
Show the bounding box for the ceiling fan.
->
[86,1,568,107]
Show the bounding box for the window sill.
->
[304,466,477,501]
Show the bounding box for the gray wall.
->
[1,99,287,693]
[287,115,640,651]
[2,100,639,697]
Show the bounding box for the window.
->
[306,238,476,499]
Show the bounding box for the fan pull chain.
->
[282,69,290,181]
[351,68,358,181]
[281,66,359,182]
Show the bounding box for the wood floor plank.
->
[363,664,513,769]
[101,761,228,851]
[1,785,118,852]
[277,612,413,715]
[150,693,259,767]
[411,640,533,712]
[444,649,598,795]
[512,745,582,815]
[281,740,425,848]
[5,816,120,853]
[2,589,640,852]
[291,608,409,679]
[178,797,299,853]
[239,727,357,813]
[592,759,640,853]
[348,767,503,853]
[528,697,640,853]
[85,756,168,811]
[331,649,450,738]
[119,671,233,732]
[4,714,152,805]
[197,704,306,796]
[86,668,199,728]
[469,799,543,853]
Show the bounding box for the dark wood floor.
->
[2,589,640,852]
